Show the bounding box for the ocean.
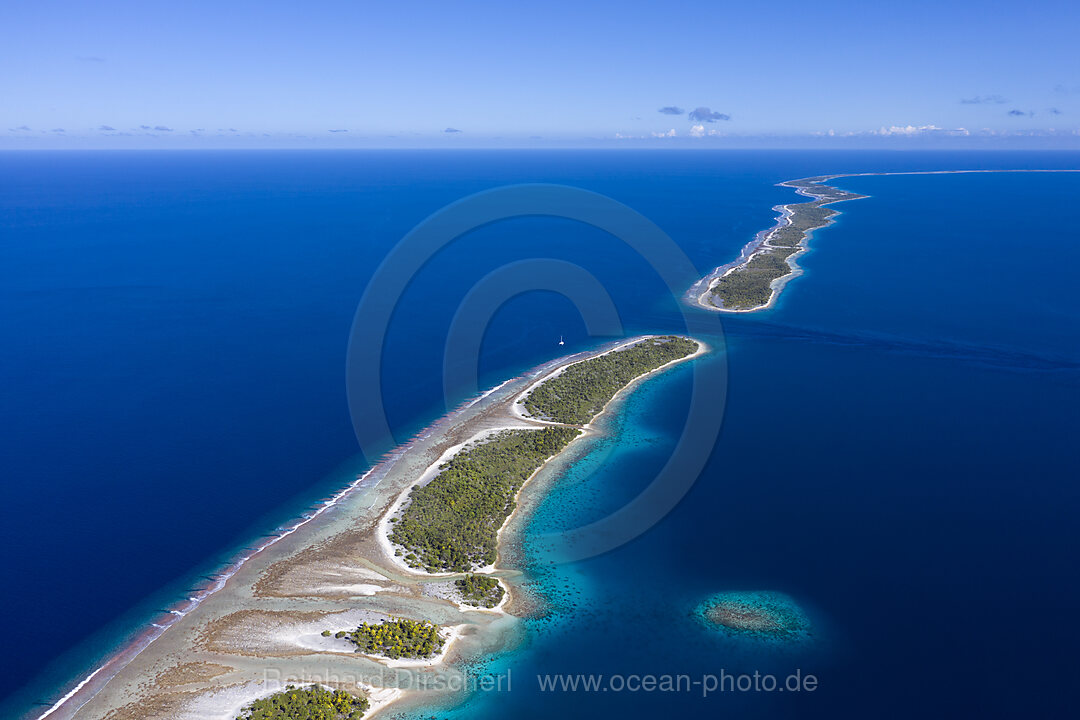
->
[1,150,1077,718]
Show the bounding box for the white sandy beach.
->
[379,335,708,578]
[40,335,705,720]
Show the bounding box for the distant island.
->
[692,169,1080,313]
[693,176,866,312]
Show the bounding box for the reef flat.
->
[40,336,704,720]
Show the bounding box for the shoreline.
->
[376,335,707,578]
[28,381,522,719]
[35,335,705,720]
[691,169,1080,314]
[488,336,709,575]
[30,460,394,720]
[690,175,868,313]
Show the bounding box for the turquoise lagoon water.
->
[1,151,1078,718]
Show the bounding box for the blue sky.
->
[3,0,1078,148]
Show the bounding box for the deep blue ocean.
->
[1,150,1078,719]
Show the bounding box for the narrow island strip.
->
[692,176,866,312]
[692,169,1080,313]
[43,334,705,720]
[383,335,702,575]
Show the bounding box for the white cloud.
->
[651,128,677,138]
[873,124,973,137]
[688,124,728,138]
[876,124,943,136]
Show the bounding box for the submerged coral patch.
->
[694,591,812,644]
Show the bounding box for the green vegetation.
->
[389,336,698,573]
[521,336,699,424]
[341,618,444,659]
[789,177,865,204]
[768,203,837,247]
[709,247,799,310]
[707,177,866,311]
[235,684,368,720]
[456,574,505,608]
[391,426,579,572]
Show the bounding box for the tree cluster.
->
[456,573,505,608]
[340,618,444,659]
[522,336,698,425]
[710,247,799,309]
[390,427,579,572]
[235,684,369,720]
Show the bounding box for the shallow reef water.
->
[694,591,813,645]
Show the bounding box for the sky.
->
[2,0,1079,148]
